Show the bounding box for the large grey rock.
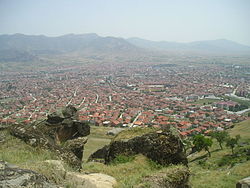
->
[236,176,250,188]
[136,165,190,188]
[64,137,88,160]
[106,128,124,136]
[10,125,82,170]
[10,105,90,169]
[47,105,77,124]
[66,172,117,188]
[0,161,58,188]
[104,128,187,166]
[88,145,109,162]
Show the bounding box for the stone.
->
[136,165,190,188]
[64,137,88,160]
[47,112,64,124]
[104,128,187,166]
[106,128,124,136]
[10,124,82,170]
[88,145,109,162]
[62,105,78,119]
[66,172,117,188]
[0,161,58,188]
[236,176,250,188]
[9,105,90,169]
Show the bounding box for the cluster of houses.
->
[0,62,249,138]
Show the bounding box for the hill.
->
[1,33,250,63]
[0,33,142,62]
[127,37,250,54]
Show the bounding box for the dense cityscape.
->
[1,59,249,137]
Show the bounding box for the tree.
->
[226,135,240,155]
[211,131,229,149]
[193,134,213,157]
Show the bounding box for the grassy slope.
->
[189,119,250,188]
[1,120,249,187]
[0,130,57,167]
[83,126,113,161]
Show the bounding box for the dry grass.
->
[228,119,250,140]
[113,127,157,142]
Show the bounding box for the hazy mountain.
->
[1,33,250,63]
[127,37,250,53]
[0,33,140,61]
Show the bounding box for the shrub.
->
[111,155,135,165]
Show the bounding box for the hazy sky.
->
[0,0,250,45]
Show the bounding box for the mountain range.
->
[0,33,249,62]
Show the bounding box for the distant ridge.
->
[127,37,250,53]
[0,33,249,62]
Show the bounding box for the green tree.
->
[211,131,229,149]
[193,134,213,157]
[226,135,240,155]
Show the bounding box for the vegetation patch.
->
[111,154,135,165]
[113,127,157,142]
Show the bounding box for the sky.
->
[0,0,250,45]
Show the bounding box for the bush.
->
[111,155,135,165]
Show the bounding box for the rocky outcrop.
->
[64,137,88,160]
[137,165,190,188]
[90,128,187,166]
[9,105,90,169]
[0,161,58,188]
[88,145,109,162]
[10,125,82,169]
[42,160,117,188]
[236,176,250,188]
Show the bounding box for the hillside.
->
[1,119,249,187]
[188,119,250,188]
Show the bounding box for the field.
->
[190,98,221,105]
[83,126,113,161]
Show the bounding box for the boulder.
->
[47,112,65,124]
[66,172,117,188]
[88,145,109,162]
[0,161,58,188]
[47,105,77,124]
[55,121,90,143]
[64,137,88,160]
[136,165,190,188]
[103,128,187,166]
[236,176,250,188]
[62,105,78,119]
[10,125,82,170]
[106,128,124,136]
[9,105,91,169]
